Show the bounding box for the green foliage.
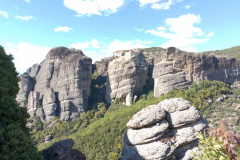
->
[122,64,125,68]
[91,70,98,80]
[0,46,42,160]
[193,121,240,160]
[203,46,240,59]
[159,80,231,115]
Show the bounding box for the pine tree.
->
[0,45,43,160]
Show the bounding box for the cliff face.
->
[17,47,92,122]
[153,47,240,97]
[105,52,148,105]
[16,73,35,107]
[95,57,112,82]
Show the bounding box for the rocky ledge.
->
[121,98,208,160]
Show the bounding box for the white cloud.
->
[16,16,34,20]
[91,39,102,48]
[108,39,150,52]
[205,32,215,38]
[139,0,183,10]
[70,42,90,50]
[146,14,209,50]
[54,26,72,32]
[0,11,9,18]
[135,28,144,32]
[142,41,154,44]
[5,42,51,73]
[25,0,31,3]
[63,0,124,17]
[185,5,190,9]
[15,7,18,10]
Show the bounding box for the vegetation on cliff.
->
[0,46,42,160]
[33,79,237,160]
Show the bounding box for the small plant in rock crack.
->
[193,120,240,160]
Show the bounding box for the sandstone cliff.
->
[18,47,92,122]
[105,51,148,105]
[121,98,207,160]
[153,47,240,97]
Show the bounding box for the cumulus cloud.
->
[146,14,209,52]
[91,39,102,48]
[5,42,51,73]
[63,0,124,17]
[206,32,215,38]
[70,41,90,50]
[16,15,34,20]
[25,0,31,3]
[139,0,183,10]
[54,26,73,32]
[0,11,9,18]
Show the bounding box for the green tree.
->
[0,46,43,160]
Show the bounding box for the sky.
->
[0,0,240,73]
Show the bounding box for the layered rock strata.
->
[121,98,208,160]
[153,47,240,97]
[105,52,148,105]
[22,47,92,122]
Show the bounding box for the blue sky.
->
[0,0,239,73]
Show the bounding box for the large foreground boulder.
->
[121,98,208,160]
[40,139,86,160]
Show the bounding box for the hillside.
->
[203,46,240,59]
[32,80,240,160]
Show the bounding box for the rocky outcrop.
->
[24,47,92,122]
[105,51,148,105]
[40,139,86,160]
[16,73,35,107]
[153,47,240,97]
[121,98,208,160]
[96,57,112,82]
[26,63,40,77]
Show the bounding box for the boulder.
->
[45,135,53,142]
[121,98,208,160]
[43,103,57,122]
[126,105,166,129]
[40,139,86,160]
[43,88,56,106]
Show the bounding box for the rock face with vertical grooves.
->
[121,98,208,160]
[153,47,240,97]
[24,47,92,122]
[16,73,35,107]
[105,51,148,104]
[26,63,40,77]
[95,57,113,82]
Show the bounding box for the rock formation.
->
[26,63,40,77]
[121,98,208,160]
[95,57,112,82]
[16,73,35,107]
[105,51,148,105]
[40,139,86,160]
[17,47,92,122]
[153,47,240,97]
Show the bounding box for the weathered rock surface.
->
[26,63,40,77]
[121,98,208,160]
[24,47,92,122]
[16,73,35,107]
[153,47,240,97]
[27,91,40,118]
[46,119,59,130]
[40,139,86,160]
[45,135,53,142]
[105,51,148,104]
[126,105,166,129]
[95,57,112,82]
